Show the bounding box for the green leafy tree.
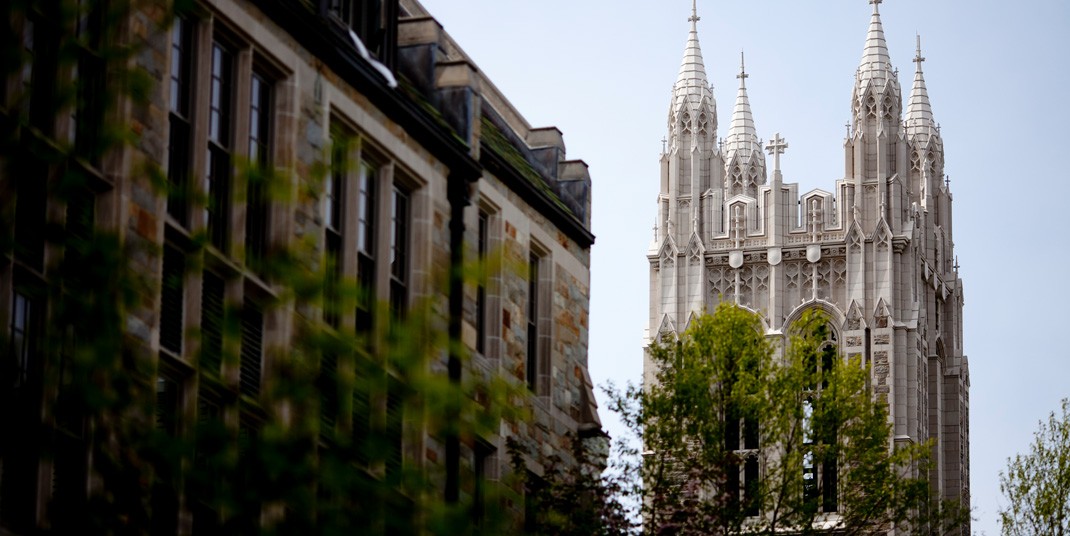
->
[999,398,1070,536]
[607,302,969,535]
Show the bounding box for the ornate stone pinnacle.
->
[914,34,926,65]
[737,51,748,81]
[689,0,700,23]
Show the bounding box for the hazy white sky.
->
[419,1,1070,533]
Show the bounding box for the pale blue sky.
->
[419,1,1070,533]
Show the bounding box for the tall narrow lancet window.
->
[206,41,233,251]
[802,322,839,513]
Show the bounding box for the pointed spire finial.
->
[870,0,882,12]
[914,34,926,67]
[689,0,700,23]
[737,51,748,82]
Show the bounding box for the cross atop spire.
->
[689,0,700,23]
[766,133,788,173]
[737,51,748,81]
[914,34,926,66]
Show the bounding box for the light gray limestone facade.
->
[644,1,969,530]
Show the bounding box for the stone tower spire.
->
[673,0,714,109]
[847,0,903,234]
[724,52,766,198]
[905,36,944,206]
[857,0,894,90]
[651,0,722,340]
[905,36,935,140]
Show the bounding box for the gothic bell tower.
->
[644,1,969,530]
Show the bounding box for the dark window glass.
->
[725,402,740,451]
[386,382,403,479]
[726,463,741,510]
[744,414,759,450]
[823,452,838,512]
[152,377,181,536]
[167,17,193,226]
[21,13,56,132]
[473,442,494,526]
[66,189,95,257]
[155,376,181,438]
[319,352,338,440]
[160,246,185,354]
[200,271,225,375]
[744,456,760,516]
[352,362,371,466]
[17,18,35,118]
[191,394,222,531]
[524,471,544,533]
[245,72,271,269]
[389,185,408,319]
[329,0,386,61]
[240,301,263,398]
[9,292,38,389]
[526,253,538,392]
[14,164,47,271]
[50,433,88,531]
[476,211,488,355]
[72,0,106,162]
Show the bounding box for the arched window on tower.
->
[802,321,839,513]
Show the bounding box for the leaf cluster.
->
[999,398,1070,536]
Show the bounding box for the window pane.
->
[160,246,185,354]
